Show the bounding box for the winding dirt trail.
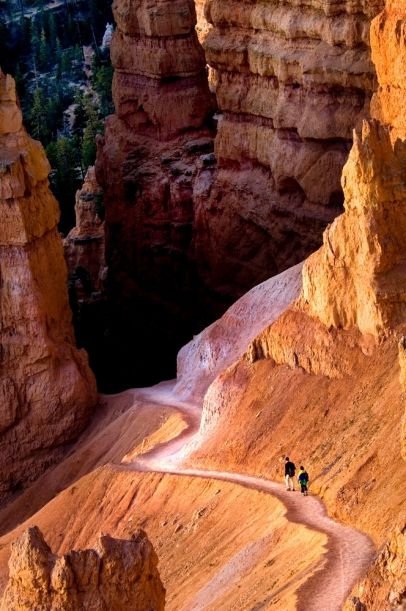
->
[116,382,376,611]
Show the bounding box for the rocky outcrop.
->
[95,0,216,389]
[301,0,406,339]
[194,0,385,298]
[0,70,97,501]
[64,167,106,300]
[346,525,406,611]
[194,0,211,42]
[0,527,165,610]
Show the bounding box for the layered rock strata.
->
[301,0,406,339]
[0,527,165,610]
[64,167,106,300]
[194,0,385,297]
[0,71,96,501]
[96,0,216,389]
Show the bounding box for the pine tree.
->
[29,86,50,142]
[38,28,48,69]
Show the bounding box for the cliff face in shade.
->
[96,0,216,390]
[110,0,213,140]
[0,527,165,611]
[0,71,97,501]
[301,1,406,339]
[194,0,384,298]
[64,167,106,299]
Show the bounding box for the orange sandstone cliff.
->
[0,527,165,611]
[194,0,385,297]
[0,71,97,502]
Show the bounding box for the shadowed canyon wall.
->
[195,0,385,297]
[95,0,217,390]
[64,166,106,301]
[0,71,97,502]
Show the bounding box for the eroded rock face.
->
[0,70,96,501]
[301,1,406,338]
[110,0,213,140]
[64,167,106,299]
[194,0,384,298]
[345,525,406,611]
[194,0,211,42]
[96,0,216,389]
[0,527,165,611]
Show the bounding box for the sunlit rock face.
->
[95,0,217,390]
[193,0,385,299]
[0,70,97,502]
[194,0,211,42]
[301,0,406,339]
[0,527,165,611]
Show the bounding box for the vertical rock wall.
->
[96,0,216,389]
[0,71,97,501]
[194,0,385,297]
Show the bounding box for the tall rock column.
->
[194,0,385,297]
[0,71,97,501]
[96,0,215,390]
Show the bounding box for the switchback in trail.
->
[115,382,376,611]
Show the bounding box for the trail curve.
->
[114,382,376,611]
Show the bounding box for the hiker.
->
[298,466,309,496]
[284,457,296,491]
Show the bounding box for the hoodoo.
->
[195,0,385,297]
[0,71,96,502]
[0,527,165,610]
[64,166,106,300]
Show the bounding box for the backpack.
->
[288,462,296,477]
[299,471,309,484]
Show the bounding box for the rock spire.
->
[0,70,96,501]
[0,527,165,610]
[301,0,406,338]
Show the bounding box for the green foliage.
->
[46,136,82,233]
[28,86,50,141]
[92,61,113,116]
[2,0,113,232]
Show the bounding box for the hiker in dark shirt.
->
[298,466,309,496]
[284,457,296,491]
